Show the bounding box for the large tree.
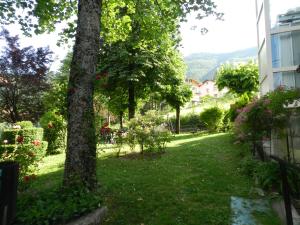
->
[0,29,52,123]
[0,0,220,189]
[216,61,259,97]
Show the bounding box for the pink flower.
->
[32,140,41,146]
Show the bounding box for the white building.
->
[256,0,300,95]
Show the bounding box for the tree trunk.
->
[119,111,123,129]
[128,81,135,120]
[175,105,180,134]
[63,0,102,190]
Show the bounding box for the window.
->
[271,31,300,68]
[273,71,297,89]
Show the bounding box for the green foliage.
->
[169,114,205,130]
[42,54,71,119]
[216,61,259,97]
[228,94,251,122]
[0,122,9,140]
[0,141,47,182]
[40,111,66,155]
[16,121,33,129]
[255,161,280,191]
[14,187,102,225]
[163,83,193,109]
[200,107,224,132]
[127,111,171,153]
[239,156,280,191]
[1,128,44,145]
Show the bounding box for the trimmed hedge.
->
[16,121,33,129]
[1,128,43,145]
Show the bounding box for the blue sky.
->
[0,0,258,70]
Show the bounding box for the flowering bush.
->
[40,111,66,154]
[99,122,112,144]
[127,111,171,153]
[234,88,300,142]
[0,141,47,183]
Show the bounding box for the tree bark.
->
[63,0,102,190]
[119,111,123,129]
[128,81,135,120]
[175,105,180,134]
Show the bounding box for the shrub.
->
[234,88,300,142]
[168,114,205,132]
[0,141,47,182]
[199,107,224,132]
[40,111,67,154]
[16,121,33,129]
[255,161,280,191]
[0,122,9,140]
[127,111,171,153]
[15,186,102,225]
[227,94,251,121]
[1,128,43,145]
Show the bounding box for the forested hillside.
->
[185,47,257,81]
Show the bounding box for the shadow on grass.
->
[18,132,269,225]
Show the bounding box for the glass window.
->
[271,32,293,68]
[270,1,300,29]
[296,74,300,88]
[292,30,300,66]
[273,71,296,89]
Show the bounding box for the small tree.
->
[164,84,192,134]
[216,61,259,97]
[0,29,53,123]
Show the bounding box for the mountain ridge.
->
[184,47,257,82]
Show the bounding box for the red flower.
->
[48,123,53,129]
[95,75,101,80]
[17,136,24,144]
[23,175,30,182]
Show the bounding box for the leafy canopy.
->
[216,61,259,97]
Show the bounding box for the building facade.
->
[256,0,300,95]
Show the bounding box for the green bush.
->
[16,121,33,129]
[0,122,9,140]
[127,111,171,153]
[1,128,43,145]
[200,107,224,132]
[15,187,102,225]
[168,114,205,131]
[0,141,47,181]
[255,161,280,191]
[40,111,66,155]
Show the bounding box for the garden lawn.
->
[28,133,279,225]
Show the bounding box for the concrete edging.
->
[64,207,108,225]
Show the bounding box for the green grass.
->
[27,133,280,225]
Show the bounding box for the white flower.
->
[3,140,8,144]
[12,125,21,129]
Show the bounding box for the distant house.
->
[185,78,201,104]
[185,79,227,104]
